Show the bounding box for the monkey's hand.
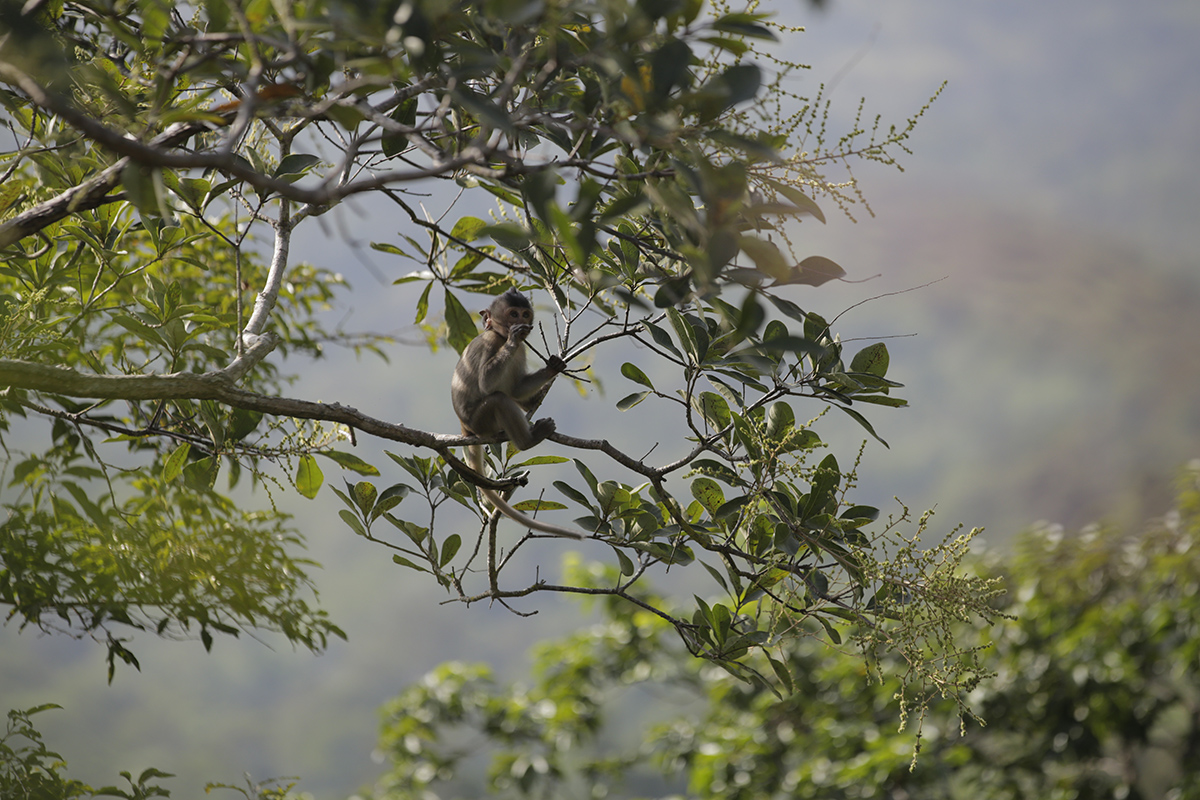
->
[546,354,568,373]
[530,417,556,445]
[507,323,533,344]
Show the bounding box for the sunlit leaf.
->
[296,454,324,499]
[512,499,569,512]
[162,443,190,483]
[450,216,488,242]
[319,450,381,475]
[850,342,890,377]
[691,476,725,516]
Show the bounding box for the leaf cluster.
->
[0,425,345,680]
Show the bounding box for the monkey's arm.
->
[514,355,567,411]
[475,333,526,395]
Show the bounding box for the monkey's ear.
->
[480,309,492,329]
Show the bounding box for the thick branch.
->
[0,160,126,249]
[0,357,447,447]
[0,357,696,489]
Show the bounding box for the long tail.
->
[469,444,587,540]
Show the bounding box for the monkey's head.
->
[482,288,534,338]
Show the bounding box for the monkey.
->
[450,288,589,540]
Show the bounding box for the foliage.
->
[0,454,343,680]
[0,3,990,790]
[950,460,1200,800]
[1,704,299,800]
[1,706,92,800]
[365,460,1200,800]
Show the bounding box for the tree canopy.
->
[1,0,997,793]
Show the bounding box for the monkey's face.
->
[485,301,533,339]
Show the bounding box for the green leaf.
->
[444,289,479,354]
[339,508,367,537]
[765,401,795,440]
[715,63,762,107]
[382,98,418,156]
[227,408,262,442]
[375,241,411,258]
[804,454,841,520]
[453,87,516,133]
[816,613,843,645]
[738,236,791,281]
[690,458,745,487]
[512,499,569,512]
[162,443,190,483]
[479,223,531,252]
[850,342,890,377]
[621,361,655,389]
[696,392,732,431]
[617,391,650,411]
[698,35,749,57]
[136,767,175,785]
[841,504,880,523]
[112,314,166,346]
[274,153,321,178]
[392,554,430,574]
[352,481,378,515]
[440,534,461,566]
[750,335,825,359]
[574,459,600,495]
[790,255,846,286]
[651,38,693,100]
[701,560,729,592]
[183,457,219,491]
[522,167,560,224]
[450,216,488,242]
[710,12,777,41]
[768,653,795,693]
[765,179,827,223]
[853,395,909,408]
[641,320,682,358]
[614,547,636,576]
[834,404,889,448]
[373,484,412,521]
[554,481,593,508]
[296,454,324,499]
[318,450,381,475]
[691,476,725,517]
[666,308,699,362]
[653,275,692,307]
[514,455,570,466]
[415,281,432,323]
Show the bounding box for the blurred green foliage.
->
[363,461,1200,800]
